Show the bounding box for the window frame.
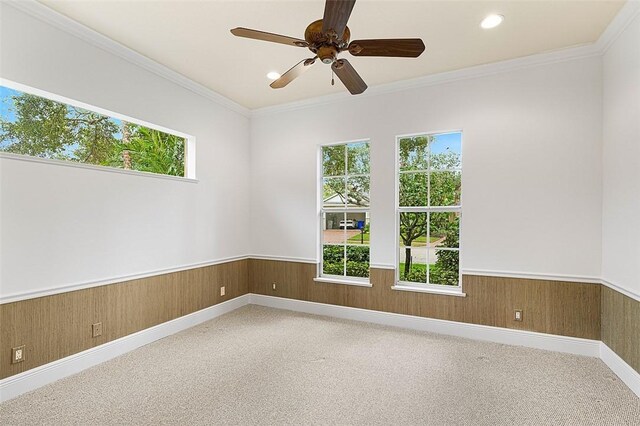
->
[0,78,196,181]
[394,130,463,294]
[317,138,371,285]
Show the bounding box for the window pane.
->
[429,171,461,207]
[347,142,369,175]
[0,85,186,177]
[428,250,459,286]
[399,212,427,247]
[347,176,370,208]
[323,212,347,244]
[399,173,427,207]
[346,245,369,278]
[399,246,427,284]
[429,212,460,248]
[323,177,346,208]
[322,144,345,176]
[346,215,369,245]
[323,245,345,276]
[399,137,429,171]
[430,132,461,170]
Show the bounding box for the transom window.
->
[0,82,192,178]
[320,141,370,280]
[397,132,462,287]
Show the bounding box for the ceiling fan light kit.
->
[231,0,425,95]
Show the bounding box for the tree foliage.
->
[398,135,461,285]
[1,90,185,176]
[322,143,370,207]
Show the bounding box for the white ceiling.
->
[39,0,624,109]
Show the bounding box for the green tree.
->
[399,135,430,279]
[322,142,369,207]
[1,89,185,176]
[1,93,76,158]
[399,136,461,284]
[71,110,119,164]
[1,93,120,163]
[106,124,185,176]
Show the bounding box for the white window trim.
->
[313,276,372,287]
[395,130,464,290]
[1,78,196,180]
[0,152,198,183]
[391,284,466,297]
[317,138,371,282]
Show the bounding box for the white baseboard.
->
[249,294,600,357]
[0,294,251,403]
[600,342,640,398]
[3,294,636,403]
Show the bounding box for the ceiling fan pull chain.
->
[331,68,335,86]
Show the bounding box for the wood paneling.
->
[3,258,622,381]
[0,260,249,380]
[249,260,601,340]
[601,286,640,373]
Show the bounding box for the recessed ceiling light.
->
[480,14,504,29]
[266,71,281,80]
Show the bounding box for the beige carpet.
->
[1,305,638,425]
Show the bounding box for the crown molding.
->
[7,0,638,118]
[250,43,601,117]
[251,0,640,117]
[5,0,251,118]
[595,0,640,54]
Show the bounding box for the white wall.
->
[250,56,604,279]
[1,2,623,302]
[0,4,251,300]
[602,13,640,296]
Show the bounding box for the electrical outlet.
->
[92,322,103,338]
[220,286,226,296]
[11,345,25,364]
[514,310,523,322]
[272,282,277,291]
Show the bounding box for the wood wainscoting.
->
[248,260,602,340]
[601,286,640,373]
[5,258,635,382]
[0,259,249,380]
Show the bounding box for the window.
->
[0,82,192,178]
[397,131,462,288]
[320,141,370,281]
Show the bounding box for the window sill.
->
[391,284,466,297]
[0,152,198,183]
[313,277,372,288]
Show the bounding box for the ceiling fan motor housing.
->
[304,19,350,64]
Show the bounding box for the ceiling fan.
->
[231,0,425,95]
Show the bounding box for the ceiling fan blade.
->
[332,59,367,95]
[270,58,316,89]
[348,39,426,57]
[231,27,308,48]
[322,0,356,38]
